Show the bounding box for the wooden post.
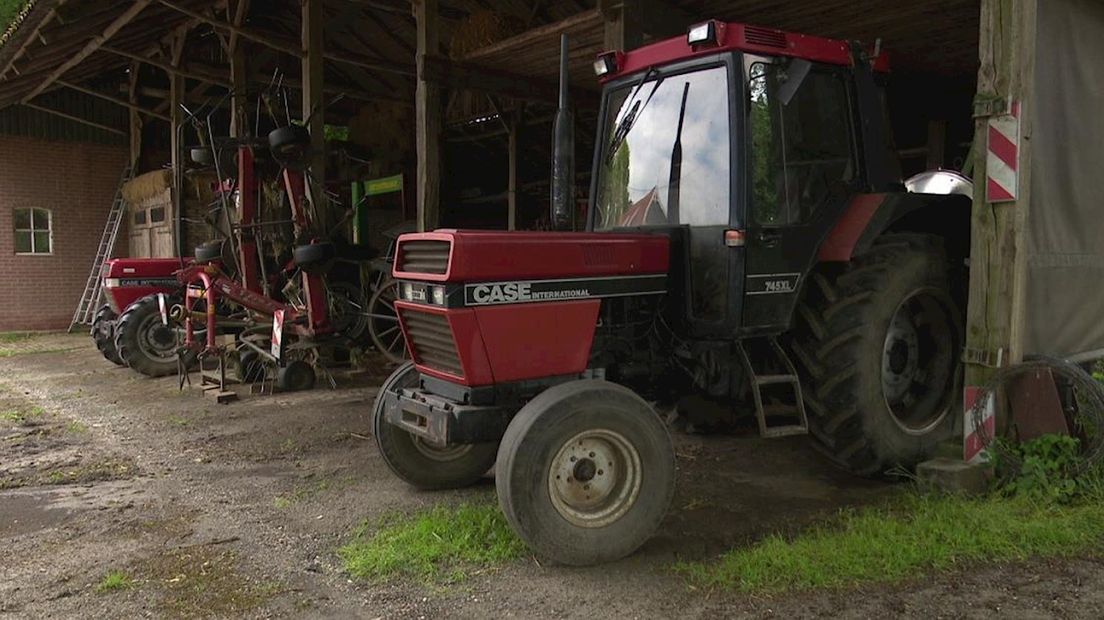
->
[302,0,326,215]
[925,120,947,170]
[507,111,519,231]
[964,0,1038,385]
[600,0,643,51]
[128,61,142,166]
[414,0,441,232]
[230,41,247,137]
[170,69,185,257]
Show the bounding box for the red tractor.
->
[92,258,187,375]
[373,22,971,565]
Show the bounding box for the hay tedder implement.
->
[92,87,407,390]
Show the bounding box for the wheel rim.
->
[138,314,178,363]
[328,281,368,339]
[881,287,959,434]
[411,437,473,461]
[547,429,642,528]
[369,280,408,363]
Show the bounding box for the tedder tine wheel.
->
[368,278,409,364]
[495,380,675,566]
[372,362,498,490]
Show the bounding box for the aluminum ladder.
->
[68,163,133,332]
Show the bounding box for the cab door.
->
[740,56,860,331]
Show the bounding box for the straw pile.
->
[121,169,172,204]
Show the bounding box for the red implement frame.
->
[177,146,331,355]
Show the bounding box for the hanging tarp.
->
[1025,0,1104,358]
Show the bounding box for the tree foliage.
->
[0,0,28,30]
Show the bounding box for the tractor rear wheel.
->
[92,305,124,366]
[373,362,498,489]
[495,380,675,566]
[789,234,962,476]
[115,294,195,377]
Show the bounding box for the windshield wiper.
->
[605,68,664,166]
[666,82,691,224]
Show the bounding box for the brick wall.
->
[0,136,129,331]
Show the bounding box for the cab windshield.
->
[593,64,731,231]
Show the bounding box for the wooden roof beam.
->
[20,101,126,135]
[0,3,64,81]
[155,0,414,76]
[21,0,153,104]
[57,78,170,121]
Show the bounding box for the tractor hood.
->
[393,229,669,282]
[103,257,186,279]
[391,230,670,387]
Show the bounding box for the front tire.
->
[115,294,195,377]
[92,305,124,366]
[495,380,675,566]
[789,234,962,475]
[372,362,498,489]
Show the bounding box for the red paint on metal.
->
[963,385,995,463]
[102,257,184,311]
[987,178,1015,202]
[394,230,670,282]
[395,302,495,386]
[816,194,887,262]
[475,300,600,383]
[600,21,890,84]
[987,125,1019,171]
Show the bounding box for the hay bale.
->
[447,11,527,122]
[448,10,525,59]
[122,170,173,204]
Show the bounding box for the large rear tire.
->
[495,380,675,566]
[92,305,124,366]
[372,362,497,489]
[115,294,195,377]
[789,234,962,476]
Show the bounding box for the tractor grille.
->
[745,26,787,49]
[399,240,450,274]
[402,310,464,377]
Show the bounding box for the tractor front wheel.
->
[92,305,124,366]
[115,294,195,377]
[495,380,675,566]
[373,362,497,489]
[789,234,962,475]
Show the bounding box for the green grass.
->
[339,503,527,583]
[679,492,1104,593]
[0,406,44,423]
[96,570,134,593]
[0,332,33,344]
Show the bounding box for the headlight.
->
[593,52,617,77]
[431,286,446,306]
[401,282,414,301]
[687,21,718,46]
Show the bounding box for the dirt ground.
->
[2,333,1104,619]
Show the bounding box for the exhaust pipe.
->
[550,34,575,231]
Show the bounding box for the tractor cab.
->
[589,21,899,337]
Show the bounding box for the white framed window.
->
[13,208,52,255]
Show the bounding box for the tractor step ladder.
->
[68,163,134,332]
[736,337,809,438]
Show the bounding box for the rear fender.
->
[817,192,972,263]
